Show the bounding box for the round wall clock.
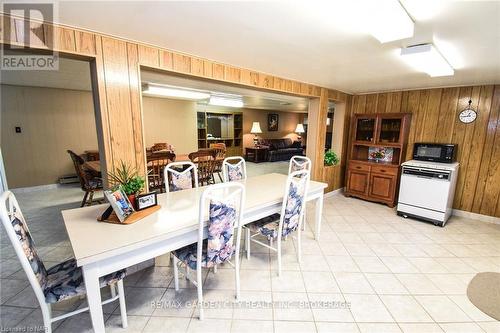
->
[459,100,477,124]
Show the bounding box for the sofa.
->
[257,138,304,162]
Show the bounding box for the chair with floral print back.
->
[288,155,312,230]
[172,182,245,320]
[0,191,128,333]
[243,169,310,276]
[222,156,247,182]
[164,161,199,193]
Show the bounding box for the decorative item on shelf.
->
[250,121,262,147]
[136,192,158,211]
[107,161,145,209]
[324,150,340,166]
[368,147,394,163]
[103,188,135,223]
[295,123,305,143]
[268,113,279,131]
[459,99,477,124]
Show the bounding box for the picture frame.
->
[104,188,134,222]
[136,192,158,211]
[268,113,279,131]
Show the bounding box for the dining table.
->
[61,173,327,332]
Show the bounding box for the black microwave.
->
[413,143,457,163]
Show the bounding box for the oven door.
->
[398,167,451,212]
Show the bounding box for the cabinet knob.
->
[356,166,361,169]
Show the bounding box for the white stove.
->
[397,160,459,227]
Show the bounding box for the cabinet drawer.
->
[371,165,399,175]
[349,161,370,172]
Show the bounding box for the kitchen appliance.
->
[413,143,456,163]
[397,160,459,226]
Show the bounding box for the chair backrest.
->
[148,152,176,192]
[197,182,245,268]
[222,156,247,182]
[189,150,217,185]
[288,155,312,174]
[67,150,90,191]
[151,142,168,152]
[164,161,199,193]
[278,169,310,238]
[0,191,47,308]
[209,143,227,159]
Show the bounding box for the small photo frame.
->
[136,192,158,211]
[268,113,279,131]
[104,189,134,222]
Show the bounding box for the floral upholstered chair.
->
[289,155,312,230]
[164,161,199,193]
[222,156,247,182]
[172,182,245,320]
[0,191,128,333]
[244,169,310,276]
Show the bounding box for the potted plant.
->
[108,161,145,209]
[324,150,340,166]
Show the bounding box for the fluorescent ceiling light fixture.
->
[368,0,414,43]
[142,84,210,100]
[400,44,454,77]
[209,95,243,108]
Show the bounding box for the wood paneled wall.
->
[350,86,500,217]
[0,14,347,190]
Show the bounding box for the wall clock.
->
[459,100,477,124]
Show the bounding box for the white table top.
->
[62,173,327,266]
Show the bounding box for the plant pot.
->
[127,194,137,210]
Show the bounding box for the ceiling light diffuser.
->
[142,84,210,100]
[368,0,414,43]
[400,44,454,77]
[209,95,244,108]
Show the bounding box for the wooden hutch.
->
[197,111,243,157]
[345,113,411,207]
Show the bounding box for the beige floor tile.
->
[395,274,443,295]
[477,321,500,333]
[104,315,149,333]
[274,321,316,333]
[406,257,449,274]
[325,256,360,272]
[344,294,394,323]
[230,320,273,333]
[316,322,359,333]
[334,272,374,294]
[302,271,340,293]
[353,256,390,273]
[308,293,354,322]
[357,323,402,333]
[414,296,471,322]
[399,323,444,333]
[448,295,497,321]
[439,323,484,333]
[365,273,409,295]
[273,292,313,321]
[380,295,433,322]
[143,316,190,333]
[425,274,468,295]
[187,318,232,333]
[299,254,331,272]
[381,257,420,273]
[271,271,306,292]
[232,291,272,320]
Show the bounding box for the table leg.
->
[314,194,324,241]
[82,265,105,333]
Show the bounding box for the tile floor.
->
[1,166,500,332]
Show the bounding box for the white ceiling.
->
[50,0,500,94]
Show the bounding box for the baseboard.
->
[452,209,500,225]
[324,187,344,198]
[11,183,61,193]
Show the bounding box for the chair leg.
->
[197,268,204,320]
[297,218,302,264]
[173,256,179,291]
[277,238,282,277]
[213,265,218,274]
[88,191,95,206]
[81,191,89,207]
[302,207,307,231]
[235,255,241,301]
[246,228,251,259]
[217,172,223,182]
[41,304,52,333]
[117,279,128,328]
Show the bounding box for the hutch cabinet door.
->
[347,169,370,196]
[368,173,396,201]
[376,115,403,144]
[353,115,377,143]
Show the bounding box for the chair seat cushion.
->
[247,213,281,240]
[172,241,212,270]
[44,259,126,304]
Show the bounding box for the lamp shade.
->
[295,123,305,134]
[250,122,262,134]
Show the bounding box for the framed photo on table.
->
[136,192,158,211]
[268,113,279,131]
[104,189,135,222]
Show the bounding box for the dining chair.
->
[0,191,128,333]
[222,156,247,182]
[189,149,217,186]
[244,169,310,276]
[164,161,198,193]
[67,150,102,207]
[172,182,245,320]
[148,151,176,192]
[209,143,227,182]
[288,155,312,230]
